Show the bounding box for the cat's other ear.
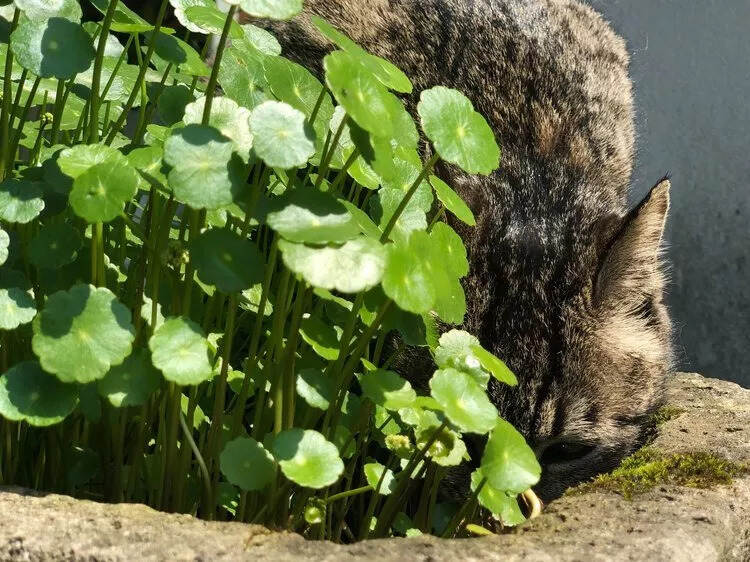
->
[594,179,670,307]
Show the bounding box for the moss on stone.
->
[649,405,686,426]
[568,448,748,500]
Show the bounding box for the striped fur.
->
[249,0,674,501]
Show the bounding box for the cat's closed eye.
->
[539,441,595,466]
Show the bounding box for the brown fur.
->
[248,0,673,501]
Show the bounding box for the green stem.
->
[201,6,238,125]
[326,485,373,505]
[96,222,106,287]
[48,79,67,145]
[88,0,120,143]
[380,153,440,242]
[100,34,134,102]
[205,293,239,518]
[7,75,41,166]
[440,477,486,538]
[179,412,212,516]
[0,9,20,180]
[315,115,348,189]
[8,68,27,132]
[372,421,448,537]
[241,237,277,437]
[105,0,170,145]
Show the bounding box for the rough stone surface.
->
[0,373,748,561]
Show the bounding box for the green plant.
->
[0,0,541,540]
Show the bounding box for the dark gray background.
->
[588,0,749,387]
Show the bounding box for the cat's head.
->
[464,179,673,502]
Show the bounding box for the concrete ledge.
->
[1,373,748,561]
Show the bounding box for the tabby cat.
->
[244,0,674,501]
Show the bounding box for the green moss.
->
[568,448,748,500]
[649,405,686,426]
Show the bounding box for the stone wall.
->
[0,373,748,561]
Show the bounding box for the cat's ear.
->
[594,179,670,306]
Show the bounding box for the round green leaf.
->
[183,4,243,37]
[156,84,195,126]
[217,42,269,110]
[311,15,412,94]
[429,175,475,226]
[279,237,385,294]
[364,462,397,495]
[220,437,276,491]
[0,361,78,426]
[164,124,246,210]
[14,0,82,22]
[360,369,416,411]
[382,232,435,314]
[97,349,162,408]
[146,30,210,77]
[168,0,213,33]
[10,18,94,79]
[470,468,526,526]
[32,284,135,384]
[0,178,45,224]
[480,418,541,493]
[242,23,281,55]
[183,96,253,161]
[69,161,139,223]
[266,188,360,244]
[237,0,301,20]
[470,344,518,386]
[0,286,36,330]
[418,86,500,175]
[429,368,497,434]
[272,429,344,489]
[249,101,315,169]
[296,368,333,410]
[300,314,341,361]
[240,283,273,317]
[429,223,468,278]
[28,223,82,269]
[89,0,155,33]
[434,329,488,387]
[149,317,213,385]
[263,55,334,151]
[324,50,398,138]
[0,228,8,266]
[191,228,265,293]
[57,144,128,179]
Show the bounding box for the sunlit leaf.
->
[237,0,302,20]
[32,284,134,384]
[429,368,497,434]
[149,317,213,385]
[481,418,541,493]
[183,95,254,161]
[279,237,385,293]
[360,369,416,411]
[249,101,315,169]
[164,124,246,210]
[364,462,397,495]
[418,86,500,175]
[272,429,344,488]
